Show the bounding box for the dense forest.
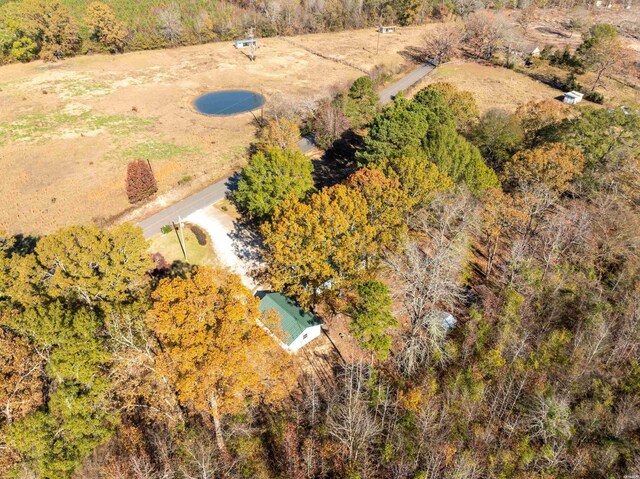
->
[0,0,635,64]
[1,50,639,478]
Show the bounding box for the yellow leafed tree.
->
[145,266,295,452]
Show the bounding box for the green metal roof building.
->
[258,292,323,351]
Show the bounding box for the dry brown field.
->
[0,26,434,235]
[0,10,638,235]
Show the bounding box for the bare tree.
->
[452,0,484,17]
[313,100,351,149]
[464,11,508,59]
[326,363,382,469]
[527,393,573,443]
[516,5,537,31]
[179,433,235,479]
[424,22,463,64]
[388,193,477,373]
[158,3,184,46]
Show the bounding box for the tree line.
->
[2,0,632,65]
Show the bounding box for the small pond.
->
[193,90,266,116]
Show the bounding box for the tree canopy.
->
[358,90,499,195]
[503,143,586,192]
[344,76,380,128]
[234,146,315,221]
[146,266,294,450]
[422,82,479,132]
[261,169,410,306]
[577,23,624,92]
[471,108,524,168]
[85,1,127,53]
[348,280,398,360]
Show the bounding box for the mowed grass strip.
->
[118,141,200,161]
[0,112,153,144]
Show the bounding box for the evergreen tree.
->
[426,124,500,195]
[349,281,398,360]
[235,147,314,221]
[345,76,379,128]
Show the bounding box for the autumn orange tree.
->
[423,82,479,133]
[480,188,527,277]
[85,1,127,53]
[146,266,295,452]
[261,169,410,306]
[345,168,411,255]
[20,0,81,62]
[374,154,453,207]
[502,143,586,192]
[515,99,568,147]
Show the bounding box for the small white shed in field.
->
[235,38,257,49]
[563,91,584,105]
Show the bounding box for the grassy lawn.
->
[148,224,218,267]
[214,198,241,220]
[0,111,152,144]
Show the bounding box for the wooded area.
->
[1,65,639,477]
[1,0,637,66]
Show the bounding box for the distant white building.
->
[234,38,257,49]
[531,47,541,57]
[563,91,584,105]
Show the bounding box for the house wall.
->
[288,324,323,352]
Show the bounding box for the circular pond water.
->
[193,90,266,116]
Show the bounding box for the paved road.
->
[137,63,435,238]
[138,177,231,238]
[138,135,315,238]
[379,61,435,105]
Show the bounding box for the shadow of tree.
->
[312,130,363,190]
[7,234,39,256]
[148,258,195,284]
[399,46,426,64]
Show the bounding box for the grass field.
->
[413,62,563,112]
[413,61,639,113]
[0,25,439,235]
[148,224,218,267]
[1,14,637,236]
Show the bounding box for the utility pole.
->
[376,5,384,55]
[173,218,188,261]
[178,215,187,261]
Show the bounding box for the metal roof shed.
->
[563,91,584,105]
[258,292,323,352]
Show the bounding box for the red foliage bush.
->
[126,160,157,203]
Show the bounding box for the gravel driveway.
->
[186,206,257,290]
